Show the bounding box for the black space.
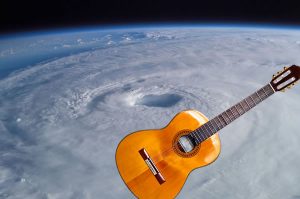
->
[1,0,300,33]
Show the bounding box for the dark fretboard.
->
[190,84,275,145]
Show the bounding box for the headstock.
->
[270,65,300,92]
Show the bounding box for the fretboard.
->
[190,84,275,145]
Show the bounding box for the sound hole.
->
[173,130,200,158]
[177,135,195,153]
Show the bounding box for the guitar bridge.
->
[139,148,166,185]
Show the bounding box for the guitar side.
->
[115,110,221,199]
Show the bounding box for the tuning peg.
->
[277,70,283,74]
[284,66,287,70]
[281,88,286,92]
[291,82,298,86]
[272,74,276,78]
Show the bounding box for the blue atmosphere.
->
[1,23,300,79]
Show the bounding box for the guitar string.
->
[147,84,274,163]
[150,85,274,162]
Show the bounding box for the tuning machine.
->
[273,71,283,79]
[273,67,288,78]
[276,69,284,75]
[284,80,298,91]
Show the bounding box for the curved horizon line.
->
[2,21,300,39]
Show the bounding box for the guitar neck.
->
[191,84,275,144]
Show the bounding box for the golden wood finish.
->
[115,110,221,198]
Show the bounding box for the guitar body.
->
[115,110,221,198]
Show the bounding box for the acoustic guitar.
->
[115,65,300,198]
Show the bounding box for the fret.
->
[196,129,205,140]
[199,129,207,141]
[236,103,245,115]
[216,115,226,127]
[262,86,268,96]
[224,111,232,122]
[202,124,211,138]
[256,94,262,103]
[219,115,227,127]
[228,109,235,120]
[209,121,218,133]
[248,97,255,107]
[229,108,236,119]
[240,100,248,111]
[219,114,228,126]
[212,118,221,130]
[218,116,226,127]
[238,102,246,113]
[216,117,226,129]
[232,106,240,118]
[244,98,251,109]
[206,123,214,135]
[250,95,257,105]
[268,86,274,95]
[245,98,251,107]
[205,127,212,138]
[195,130,203,142]
[192,128,202,141]
[191,132,201,143]
[220,114,229,124]
[257,89,266,99]
[255,91,262,102]
[234,104,242,115]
